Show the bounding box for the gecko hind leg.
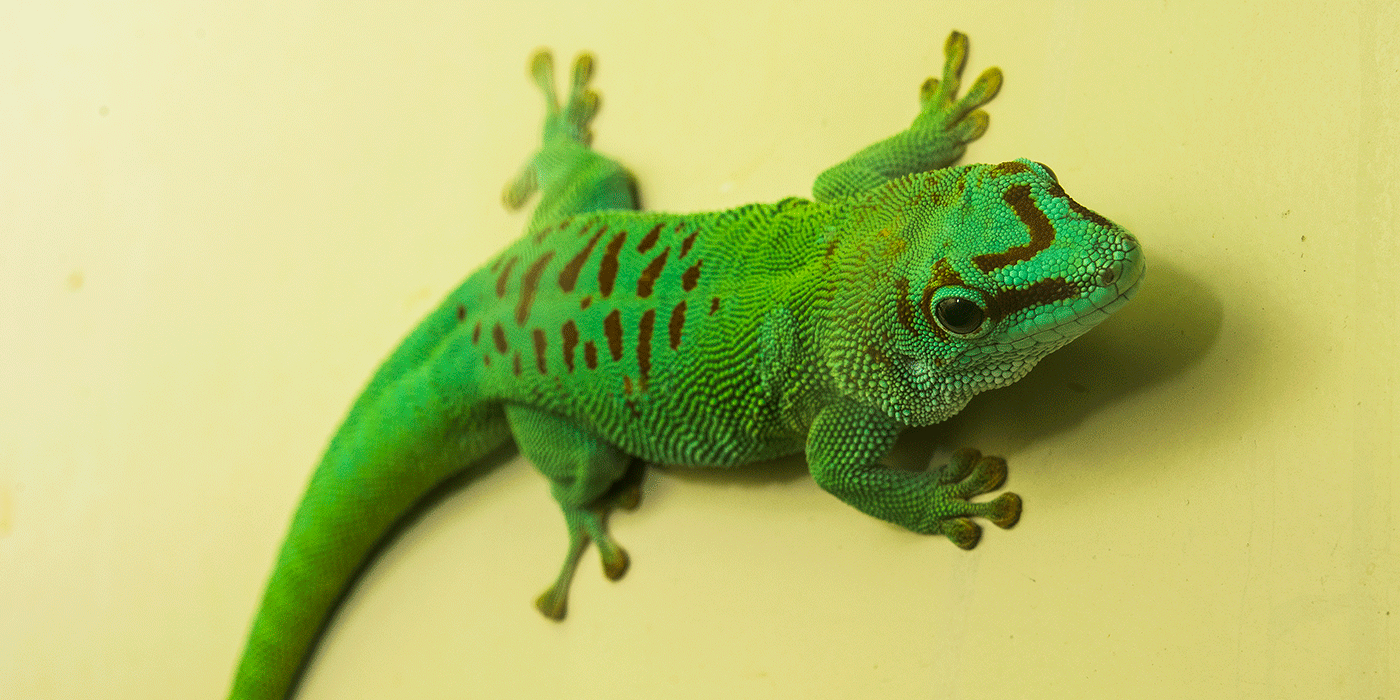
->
[502,50,639,224]
[532,458,645,619]
[505,405,644,620]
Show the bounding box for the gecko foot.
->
[535,505,630,620]
[910,31,1003,150]
[930,448,1022,549]
[533,464,642,620]
[502,51,602,210]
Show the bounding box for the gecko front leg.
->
[813,30,1003,203]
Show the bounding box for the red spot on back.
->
[492,323,508,354]
[515,251,556,325]
[636,247,670,298]
[531,328,548,373]
[603,309,624,361]
[597,230,628,297]
[558,227,604,293]
[495,256,518,298]
[681,260,703,292]
[679,229,699,258]
[668,300,687,350]
[636,223,664,253]
[636,309,654,387]
[583,341,598,370]
[561,320,579,372]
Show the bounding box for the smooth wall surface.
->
[3,2,1396,698]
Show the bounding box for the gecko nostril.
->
[1098,266,1118,286]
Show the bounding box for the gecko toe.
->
[937,447,980,484]
[941,517,983,550]
[960,454,1008,496]
[534,585,569,621]
[983,492,1022,529]
[600,544,629,581]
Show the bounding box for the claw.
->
[941,517,982,549]
[985,492,1022,529]
[530,50,558,108]
[963,454,1008,496]
[570,53,594,93]
[938,447,980,484]
[535,585,568,621]
[599,544,629,581]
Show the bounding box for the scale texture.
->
[230,31,1144,699]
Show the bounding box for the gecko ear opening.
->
[934,296,985,335]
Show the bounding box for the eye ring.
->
[934,296,985,335]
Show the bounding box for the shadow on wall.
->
[911,256,1228,469]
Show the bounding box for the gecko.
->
[229,31,1144,700]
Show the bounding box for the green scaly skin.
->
[230,31,1144,699]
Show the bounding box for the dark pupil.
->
[935,297,984,334]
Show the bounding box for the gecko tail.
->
[229,363,510,700]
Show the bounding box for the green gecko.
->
[229,31,1143,700]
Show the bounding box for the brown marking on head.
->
[603,309,624,361]
[636,309,654,388]
[681,260,703,292]
[583,340,598,369]
[668,300,686,350]
[985,277,1080,323]
[579,295,593,310]
[1064,194,1112,228]
[471,321,481,345]
[972,185,1056,273]
[893,277,918,336]
[492,323,508,354]
[511,351,522,376]
[636,247,670,298]
[988,161,1031,177]
[558,227,605,293]
[865,342,890,366]
[919,284,937,329]
[481,353,491,367]
[514,251,555,325]
[917,260,964,340]
[561,320,579,372]
[456,304,466,322]
[709,296,720,315]
[636,223,664,254]
[495,256,518,298]
[622,375,634,395]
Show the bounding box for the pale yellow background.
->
[3,1,1396,698]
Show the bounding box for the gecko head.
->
[823,159,1144,426]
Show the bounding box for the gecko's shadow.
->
[905,258,1222,466]
[667,257,1222,488]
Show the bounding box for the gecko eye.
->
[935,297,985,335]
